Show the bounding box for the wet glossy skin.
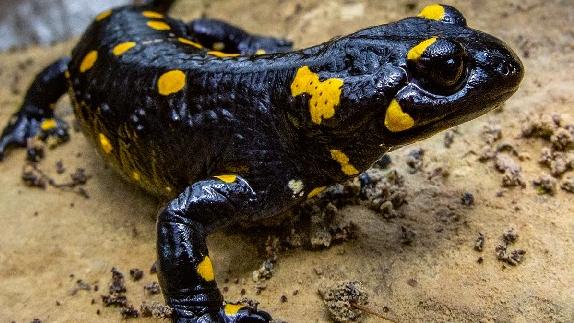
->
[0,3,523,322]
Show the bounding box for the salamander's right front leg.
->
[0,57,70,160]
[157,176,271,323]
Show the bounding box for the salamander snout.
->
[496,58,523,88]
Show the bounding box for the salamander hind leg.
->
[187,18,292,55]
[0,57,70,161]
[157,175,271,322]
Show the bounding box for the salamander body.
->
[0,2,523,322]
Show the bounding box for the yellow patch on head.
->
[142,10,164,19]
[98,133,113,154]
[207,51,240,58]
[147,21,171,31]
[290,66,344,125]
[255,49,266,55]
[157,70,186,96]
[112,42,136,56]
[40,119,57,131]
[214,174,237,183]
[196,256,215,281]
[178,38,203,49]
[95,9,112,21]
[384,99,415,132]
[79,50,98,73]
[407,37,437,61]
[330,150,359,176]
[307,186,326,199]
[224,303,244,316]
[132,171,141,181]
[64,70,70,79]
[418,4,446,21]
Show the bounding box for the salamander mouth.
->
[382,77,518,146]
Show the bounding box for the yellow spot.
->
[142,10,164,19]
[112,42,136,56]
[207,51,240,58]
[290,66,344,125]
[224,303,244,316]
[330,150,359,176]
[64,70,70,79]
[147,21,171,31]
[178,37,203,49]
[40,119,57,131]
[79,50,98,73]
[98,133,113,154]
[384,99,415,132]
[255,49,266,55]
[214,175,237,183]
[418,4,446,21]
[197,256,215,281]
[132,171,141,181]
[165,186,172,193]
[307,186,326,198]
[157,70,186,96]
[407,37,437,61]
[95,9,112,21]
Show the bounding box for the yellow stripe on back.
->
[207,51,240,58]
[157,70,186,96]
[79,50,98,73]
[112,42,136,56]
[142,11,164,19]
[147,21,171,31]
[178,38,203,49]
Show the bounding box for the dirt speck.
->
[143,282,161,295]
[532,174,558,195]
[474,233,485,252]
[140,301,173,319]
[318,281,369,322]
[129,268,143,282]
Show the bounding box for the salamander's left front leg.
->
[157,176,271,323]
[0,57,70,161]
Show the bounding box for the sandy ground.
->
[1,0,573,322]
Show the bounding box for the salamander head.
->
[291,4,523,150]
[374,4,524,147]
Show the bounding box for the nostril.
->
[499,63,511,76]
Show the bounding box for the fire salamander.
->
[0,1,523,322]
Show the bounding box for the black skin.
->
[0,2,523,322]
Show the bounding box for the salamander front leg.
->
[157,176,271,323]
[187,18,292,55]
[0,57,70,160]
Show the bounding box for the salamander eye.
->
[407,38,467,95]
